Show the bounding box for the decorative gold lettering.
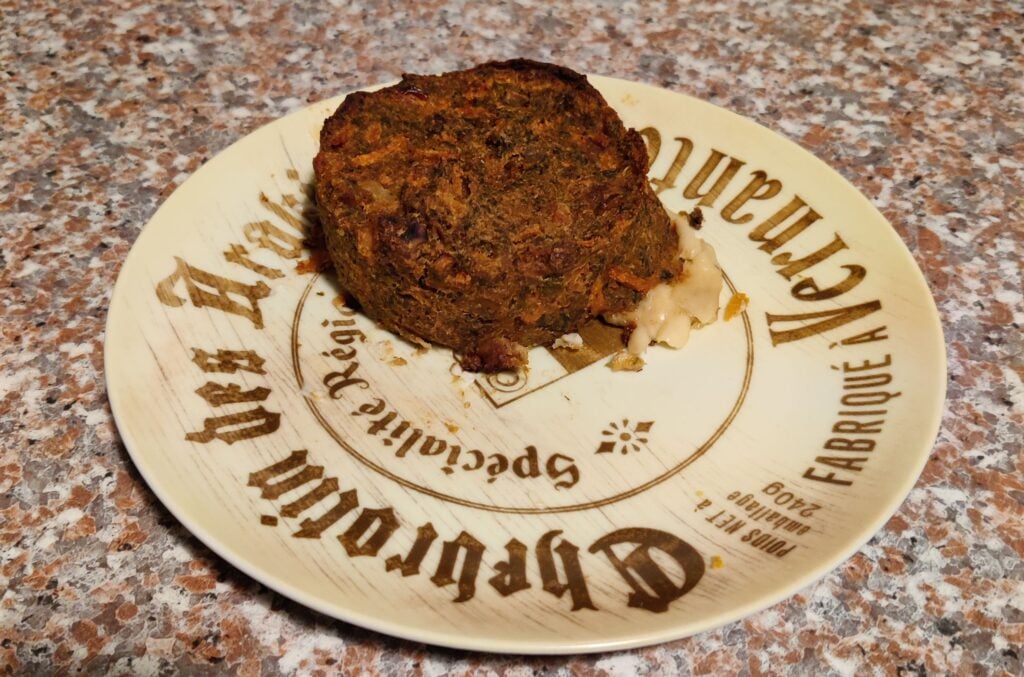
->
[748,196,822,254]
[461,449,485,471]
[156,257,270,328]
[442,446,462,474]
[329,346,357,361]
[814,456,869,472]
[430,531,485,603]
[843,355,892,372]
[330,326,366,346]
[293,490,358,539]
[185,406,280,445]
[419,436,448,456]
[682,150,746,208]
[840,326,889,345]
[536,530,596,611]
[741,529,796,557]
[824,438,876,453]
[650,137,693,194]
[721,170,782,224]
[837,409,888,417]
[194,382,270,406]
[832,419,884,434]
[223,243,284,279]
[368,411,398,436]
[190,348,266,374]
[843,372,893,389]
[324,363,369,397]
[765,300,882,345]
[802,466,853,486]
[250,460,323,500]
[354,398,387,416]
[395,427,424,458]
[259,192,308,235]
[512,446,541,478]
[791,265,866,301]
[246,451,357,539]
[770,234,848,280]
[244,219,304,259]
[249,449,307,486]
[546,453,580,490]
[385,522,437,577]
[840,389,901,406]
[486,454,509,482]
[338,507,399,557]
[281,477,339,517]
[807,354,896,488]
[488,538,531,597]
[589,528,705,613]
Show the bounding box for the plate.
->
[105,75,945,654]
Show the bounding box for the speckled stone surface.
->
[1,0,1022,674]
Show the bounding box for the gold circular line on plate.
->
[292,271,754,514]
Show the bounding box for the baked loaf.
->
[314,59,682,371]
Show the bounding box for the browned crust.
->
[314,59,682,371]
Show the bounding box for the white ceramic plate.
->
[105,75,945,654]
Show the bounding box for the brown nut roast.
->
[314,59,683,371]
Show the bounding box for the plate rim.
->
[104,72,948,654]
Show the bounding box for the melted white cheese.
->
[605,209,723,356]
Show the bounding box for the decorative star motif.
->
[596,419,654,455]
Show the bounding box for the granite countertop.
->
[2,0,1022,674]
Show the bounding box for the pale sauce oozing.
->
[604,209,723,356]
